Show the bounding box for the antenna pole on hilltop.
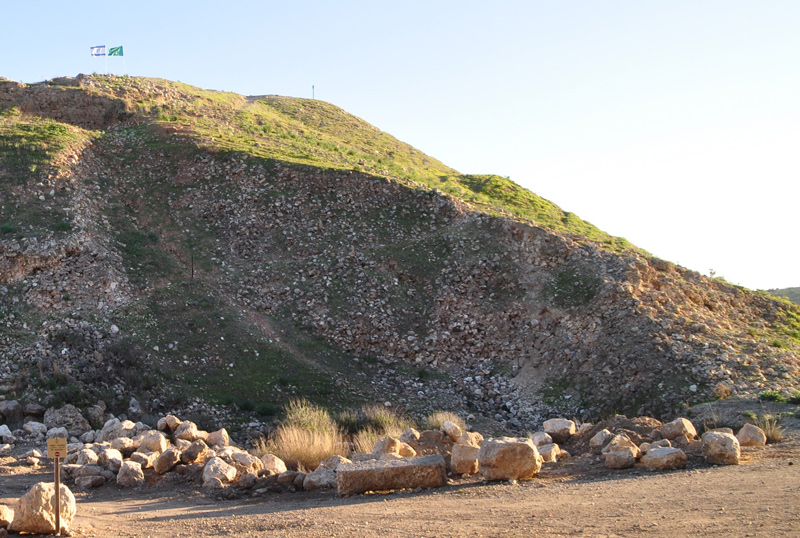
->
[312,85,315,99]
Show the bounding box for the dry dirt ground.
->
[2,438,799,538]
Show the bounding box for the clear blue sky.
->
[3,1,798,289]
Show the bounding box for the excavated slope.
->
[1,75,798,432]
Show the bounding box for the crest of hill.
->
[768,288,800,305]
[1,74,799,431]
[0,74,633,252]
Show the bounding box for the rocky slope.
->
[1,75,798,434]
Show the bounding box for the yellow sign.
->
[47,437,67,459]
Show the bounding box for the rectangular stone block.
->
[337,455,446,496]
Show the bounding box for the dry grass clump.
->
[423,410,466,431]
[337,404,416,454]
[253,399,347,471]
[755,414,786,444]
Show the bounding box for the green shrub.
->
[758,390,787,403]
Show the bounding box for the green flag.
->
[108,46,123,57]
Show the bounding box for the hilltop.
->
[1,74,799,434]
[769,287,800,305]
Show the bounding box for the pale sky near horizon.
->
[2,1,798,290]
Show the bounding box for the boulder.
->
[100,418,137,442]
[0,400,23,425]
[543,418,576,444]
[43,405,90,436]
[320,455,351,471]
[441,421,462,442]
[157,414,181,432]
[303,464,337,491]
[261,454,287,474]
[98,448,124,473]
[174,420,199,442]
[117,461,145,487]
[337,454,447,496]
[399,428,420,443]
[736,424,767,447]
[75,449,99,466]
[137,432,167,454]
[129,451,158,470]
[23,421,47,436]
[603,446,637,469]
[529,431,553,447]
[538,443,560,463]
[702,431,740,465]
[203,457,238,488]
[590,429,614,454]
[206,428,230,448]
[457,431,484,448]
[641,447,687,470]
[111,437,138,457]
[73,464,104,478]
[153,448,182,475]
[9,482,76,535]
[0,444,11,457]
[23,402,46,418]
[86,405,107,429]
[660,418,697,441]
[478,437,543,481]
[46,427,68,440]
[180,439,209,464]
[231,451,263,474]
[74,475,105,489]
[0,425,14,444]
[0,504,13,527]
[372,437,416,458]
[602,434,641,459]
[451,444,480,475]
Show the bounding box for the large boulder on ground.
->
[641,447,687,470]
[303,464,337,491]
[43,405,90,436]
[99,418,137,442]
[702,431,740,465]
[46,427,68,440]
[117,461,145,487]
[9,482,76,535]
[129,451,158,470]
[736,424,767,447]
[203,457,238,488]
[75,449,99,466]
[451,444,481,475]
[0,400,23,425]
[603,446,637,469]
[660,418,697,441]
[153,448,182,475]
[157,414,181,432]
[261,454,287,474]
[230,451,263,474]
[590,429,614,454]
[478,437,543,481]
[399,428,420,444]
[602,434,641,459]
[543,418,576,444]
[111,437,138,457]
[337,454,447,496]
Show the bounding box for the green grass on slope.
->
[0,109,92,236]
[53,75,635,252]
[768,287,800,305]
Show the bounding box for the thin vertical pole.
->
[312,85,315,99]
[54,456,61,536]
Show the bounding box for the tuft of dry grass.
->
[755,414,786,444]
[351,426,385,454]
[252,398,347,471]
[423,410,466,431]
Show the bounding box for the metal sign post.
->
[47,437,67,536]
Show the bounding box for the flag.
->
[108,46,123,57]
[90,45,106,56]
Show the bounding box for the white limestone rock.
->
[261,454,288,474]
[441,421,462,442]
[117,461,145,487]
[736,424,767,447]
[478,437,543,481]
[9,482,76,535]
[702,431,740,465]
[660,418,697,441]
[641,447,687,470]
[203,457,238,488]
[543,418,576,444]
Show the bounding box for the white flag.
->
[90,45,106,56]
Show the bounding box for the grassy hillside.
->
[768,287,800,305]
[74,76,635,252]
